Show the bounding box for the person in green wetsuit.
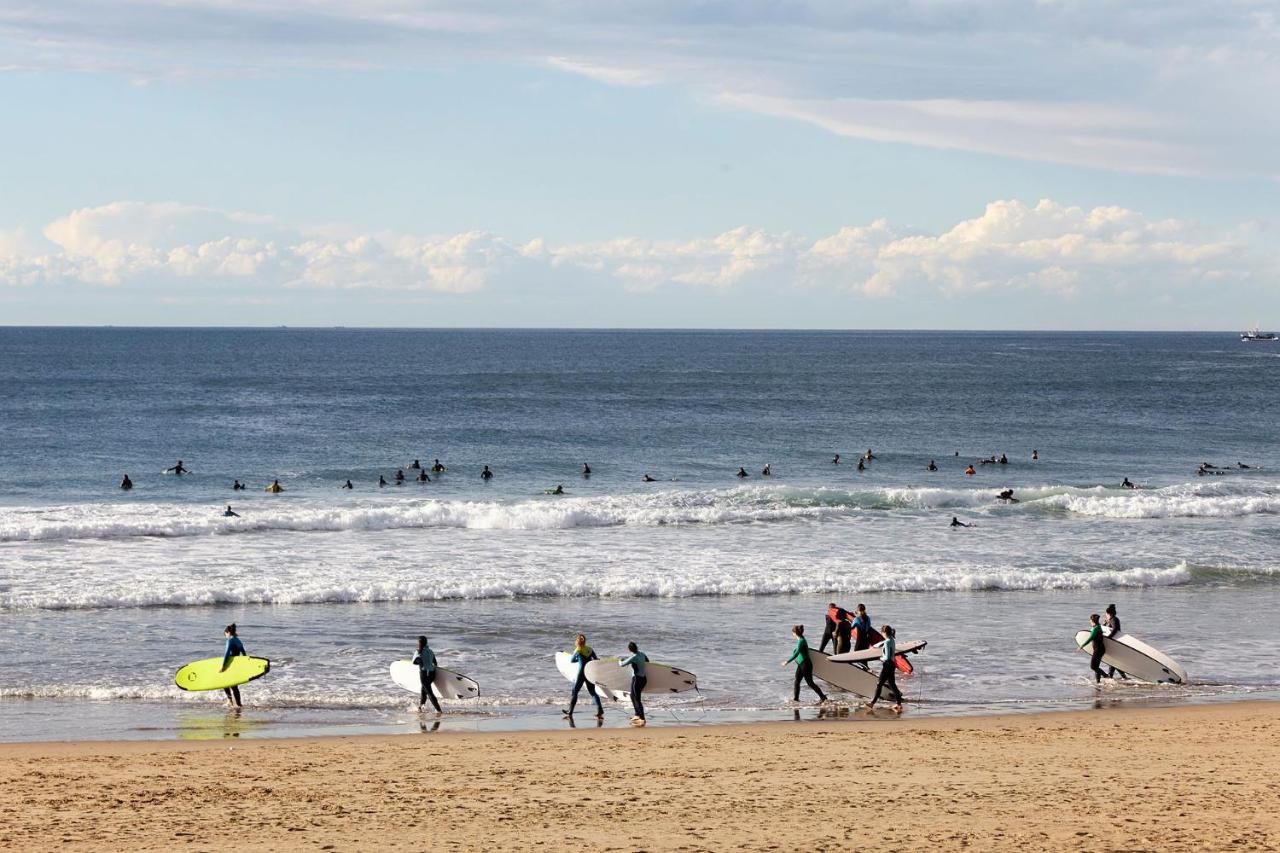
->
[1080,614,1106,683]
[413,635,441,714]
[782,624,826,704]
[563,633,604,719]
[618,642,649,727]
[865,625,903,712]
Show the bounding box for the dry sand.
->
[1,701,1278,852]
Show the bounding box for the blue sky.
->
[1,1,1278,328]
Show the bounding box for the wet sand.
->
[1,701,1277,851]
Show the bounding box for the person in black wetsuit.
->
[950,516,971,527]
[413,635,441,715]
[342,479,353,489]
[481,466,493,481]
[1081,614,1107,683]
[1102,604,1126,679]
[417,469,429,482]
[783,625,826,704]
[1121,478,1135,489]
[120,474,133,490]
[410,459,421,469]
[833,611,853,655]
[431,459,446,473]
[856,459,865,471]
[851,604,873,652]
[219,623,247,708]
[762,463,771,476]
[232,480,246,491]
[582,463,591,477]
[563,634,603,719]
[642,474,656,482]
[166,460,189,475]
[395,469,405,484]
[378,475,388,487]
[550,484,565,495]
[831,454,841,465]
[736,467,748,478]
[865,625,903,712]
[819,603,839,654]
[927,460,937,471]
[222,505,239,517]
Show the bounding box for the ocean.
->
[1,327,1278,741]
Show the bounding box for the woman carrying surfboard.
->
[564,634,604,719]
[865,625,904,712]
[219,624,247,708]
[783,625,827,705]
[1081,614,1106,684]
[618,642,649,727]
[413,636,442,715]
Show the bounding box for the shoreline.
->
[3,700,1278,850]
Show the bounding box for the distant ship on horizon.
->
[1241,326,1278,342]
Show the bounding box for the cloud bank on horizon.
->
[0,1,1277,326]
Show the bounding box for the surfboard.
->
[583,657,698,701]
[829,639,927,663]
[808,650,885,699]
[1074,629,1187,684]
[555,651,621,703]
[389,660,480,701]
[855,627,914,674]
[174,656,270,692]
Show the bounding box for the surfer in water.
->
[642,474,656,482]
[232,480,246,491]
[265,479,284,493]
[341,479,353,489]
[564,634,604,720]
[950,516,972,527]
[417,469,429,482]
[219,624,246,708]
[965,465,976,476]
[997,489,1017,502]
[865,625,903,713]
[550,484,565,495]
[379,475,388,487]
[736,466,749,478]
[395,469,405,484]
[582,463,591,476]
[120,474,133,490]
[1102,604,1127,680]
[1121,478,1136,489]
[1081,614,1107,684]
[1032,450,1039,460]
[222,505,239,518]
[410,459,421,470]
[783,625,827,705]
[166,460,189,476]
[413,636,441,715]
[481,465,493,481]
[864,449,875,460]
[431,459,446,473]
[762,463,771,476]
[856,458,865,471]
[619,642,649,727]
[831,454,841,465]
[927,460,937,471]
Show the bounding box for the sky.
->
[1,1,1278,329]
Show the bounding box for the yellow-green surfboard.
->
[175,656,271,691]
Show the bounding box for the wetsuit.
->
[619,651,649,720]
[786,637,826,702]
[413,645,441,712]
[1102,615,1126,679]
[568,645,603,716]
[819,613,838,654]
[871,637,902,704]
[834,617,853,655]
[852,613,873,652]
[1082,624,1106,683]
[221,635,246,707]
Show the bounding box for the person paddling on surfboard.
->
[563,634,604,720]
[166,460,189,475]
[413,635,442,715]
[619,642,649,727]
[222,505,239,517]
[431,459,446,473]
[865,625,904,713]
[1081,614,1107,684]
[1102,604,1127,679]
[219,623,247,708]
[782,625,827,705]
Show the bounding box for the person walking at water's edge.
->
[619,642,649,726]
[865,625,903,713]
[783,625,826,704]
[414,635,441,715]
[1081,614,1107,684]
[1102,604,1127,679]
[564,634,604,719]
[219,623,247,708]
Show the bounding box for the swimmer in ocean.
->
[223,505,240,517]
[481,465,493,481]
[379,475,388,487]
[965,465,976,476]
[999,453,1008,464]
[410,459,421,469]
[642,474,656,482]
[831,454,841,465]
[950,516,971,527]
[166,460,189,475]
[233,479,245,491]
[736,466,749,478]
[1032,450,1039,460]
[550,484,564,495]
[395,469,405,484]
[120,474,133,490]
[582,463,591,476]
[856,459,865,471]
[997,489,1016,502]
[762,463,771,476]
[431,459,446,473]
[342,479,354,489]
[417,469,429,482]
[926,460,937,471]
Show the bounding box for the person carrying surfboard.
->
[1080,614,1107,683]
[865,625,903,713]
[413,636,442,714]
[618,642,649,726]
[782,625,827,705]
[1102,604,1127,680]
[851,604,873,652]
[564,634,604,720]
[219,623,247,708]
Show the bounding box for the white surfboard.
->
[829,639,927,663]
[583,657,698,701]
[555,651,623,704]
[389,660,481,701]
[808,650,891,699]
[1074,630,1187,684]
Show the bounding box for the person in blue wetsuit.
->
[851,604,873,652]
[1080,614,1106,684]
[619,642,649,726]
[563,633,604,719]
[218,623,246,708]
[865,625,903,712]
[782,624,826,704]
[413,635,441,714]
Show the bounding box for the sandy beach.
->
[2,701,1277,852]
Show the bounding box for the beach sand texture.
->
[1,702,1277,852]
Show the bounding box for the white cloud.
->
[0,199,1260,310]
[3,2,1278,175]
